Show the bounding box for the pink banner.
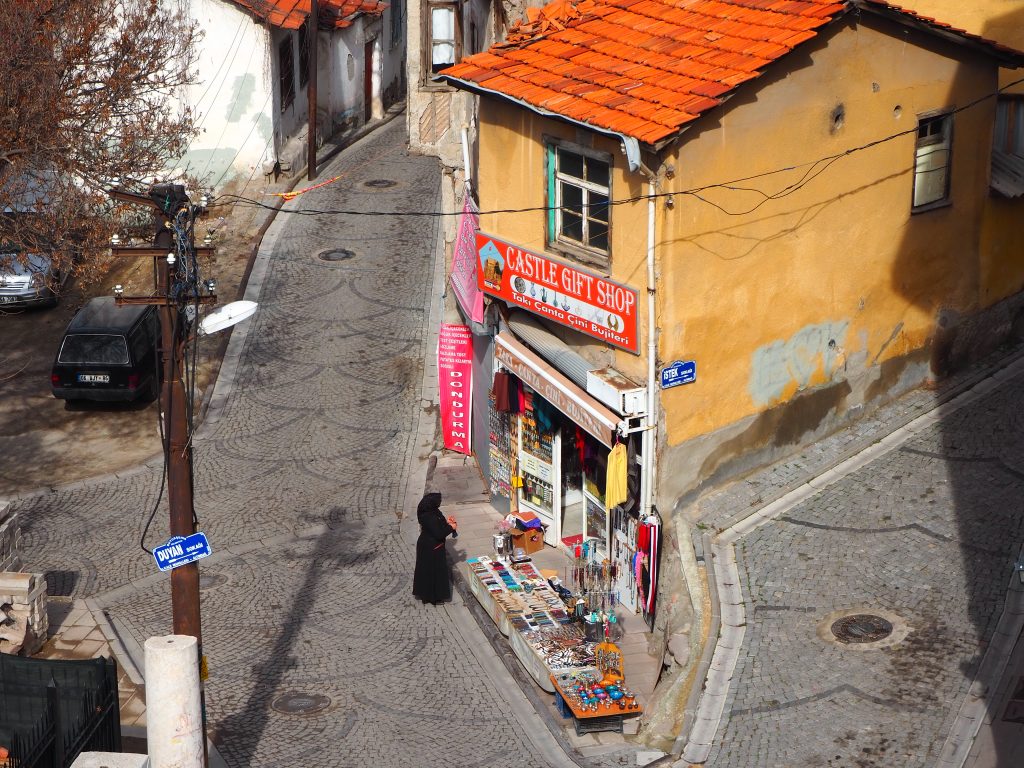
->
[450,196,484,324]
[438,323,474,455]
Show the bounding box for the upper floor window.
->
[425,1,461,77]
[912,112,952,210]
[995,96,1024,156]
[278,36,295,111]
[547,142,611,261]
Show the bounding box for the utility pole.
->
[307,0,318,181]
[110,185,215,767]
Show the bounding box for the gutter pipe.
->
[437,77,643,172]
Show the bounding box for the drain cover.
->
[831,614,894,644]
[319,248,355,261]
[364,179,397,188]
[271,692,331,715]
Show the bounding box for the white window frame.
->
[912,111,952,211]
[546,141,611,263]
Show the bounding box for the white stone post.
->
[145,635,204,768]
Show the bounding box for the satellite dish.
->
[200,301,257,335]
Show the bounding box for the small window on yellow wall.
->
[913,113,952,210]
[546,142,611,263]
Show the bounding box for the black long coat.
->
[413,492,455,603]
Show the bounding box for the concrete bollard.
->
[145,635,203,768]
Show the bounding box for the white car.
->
[0,250,65,308]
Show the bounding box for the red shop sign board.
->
[438,323,473,455]
[475,232,640,354]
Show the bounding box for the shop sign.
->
[495,334,617,447]
[450,196,484,324]
[476,232,640,354]
[520,452,552,484]
[661,360,696,389]
[438,323,473,455]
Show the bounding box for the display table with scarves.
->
[462,556,598,692]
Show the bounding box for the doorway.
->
[364,40,374,123]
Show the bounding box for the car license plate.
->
[78,373,110,383]
[0,296,18,303]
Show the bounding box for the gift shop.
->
[485,318,660,621]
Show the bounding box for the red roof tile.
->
[441,0,1024,144]
[229,0,386,30]
[442,0,846,143]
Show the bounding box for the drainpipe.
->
[461,126,473,195]
[640,164,658,519]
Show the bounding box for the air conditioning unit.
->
[586,367,646,416]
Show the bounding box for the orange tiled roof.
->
[440,0,1022,145]
[230,0,387,30]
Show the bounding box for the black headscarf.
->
[417,492,443,524]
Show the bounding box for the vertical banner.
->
[450,196,484,324]
[438,323,474,455]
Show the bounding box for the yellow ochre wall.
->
[658,16,995,448]
[906,1,1024,306]
[476,104,651,384]
[472,13,1012,500]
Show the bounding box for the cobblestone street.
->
[9,119,573,767]
[691,360,1024,767]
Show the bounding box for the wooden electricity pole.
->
[110,185,214,767]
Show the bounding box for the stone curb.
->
[682,350,1024,765]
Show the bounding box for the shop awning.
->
[495,332,620,447]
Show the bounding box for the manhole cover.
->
[199,572,227,590]
[364,179,397,188]
[319,248,355,261]
[831,614,894,644]
[271,692,331,715]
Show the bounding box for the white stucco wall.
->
[177,0,275,188]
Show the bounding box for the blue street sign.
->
[153,532,212,572]
[661,360,696,389]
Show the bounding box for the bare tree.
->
[0,0,199,284]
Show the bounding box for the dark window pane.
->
[561,182,583,213]
[589,224,609,252]
[587,158,609,187]
[559,149,584,179]
[561,212,583,241]
[278,38,295,109]
[58,334,129,365]
[589,193,609,223]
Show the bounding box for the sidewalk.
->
[427,451,666,764]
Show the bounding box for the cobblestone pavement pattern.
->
[10,121,564,767]
[701,373,1024,767]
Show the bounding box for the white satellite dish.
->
[200,300,258,335]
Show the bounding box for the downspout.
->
[637,159,657,519]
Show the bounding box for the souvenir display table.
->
[464,556,597,692]
[549,662,643,735]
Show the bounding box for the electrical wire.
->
[206,74,1024,220]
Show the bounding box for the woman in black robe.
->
[413,492,458,604]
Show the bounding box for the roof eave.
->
[854,1,1024,67]
[437,75,656,172]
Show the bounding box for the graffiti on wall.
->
[749,320,850,406]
